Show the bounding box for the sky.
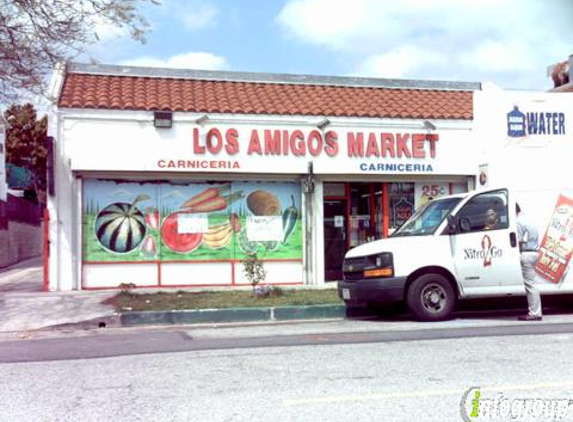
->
[84,0,573,91]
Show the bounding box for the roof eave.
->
[67,62,482,92]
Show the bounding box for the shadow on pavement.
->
[345,295,573,322]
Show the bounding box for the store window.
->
[82,179,303,287]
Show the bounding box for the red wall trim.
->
[81,281,304,291]
[82,259,304,289]
[382,183,389,238]
[345,182,351,249]
[83,258,303,265]
[42,208,50,292]
[157,261,162,286]
[369,184,375,239]
[83,260,159,265]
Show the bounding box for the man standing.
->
[516,203,542,321]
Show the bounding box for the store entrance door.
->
[324,199,347,281]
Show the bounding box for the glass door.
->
[323,198,347,281]
[323,182,386,281]
[349,183,382,247]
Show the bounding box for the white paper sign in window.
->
[177,213,209,234]
[246,216,283,241]
[334,215,344,228]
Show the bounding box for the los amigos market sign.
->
[156,126,441,174]
[67,121,474,175]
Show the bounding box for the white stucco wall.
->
[474,86,573,225]
[48,106,477,290]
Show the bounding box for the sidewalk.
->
[2,258,573,339]
[0,290,117,333]
[0,258,344,334]
[0,256,43,292]
[0,257,117,333]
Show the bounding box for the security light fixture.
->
[423,120,436,130]
[316,118,330,130]
[195,114,209,125]
[154,111,173,128]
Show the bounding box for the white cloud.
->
[277,0,367,49]
[278,0,573,88]
[120,52,229,70]
[181,3,219,30]
[92,15,130,43]
[356,46,445,79]
[459,41,526,74]
[163,0,219,31]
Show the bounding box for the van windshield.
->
[392,197,462,237]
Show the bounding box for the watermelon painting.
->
[160,211,203,253]
[94,194,149,253]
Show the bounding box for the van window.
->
[454,190,509,233]
[392,197,461,237]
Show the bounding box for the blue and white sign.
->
[507,105,566,138]
[507,106,526,137]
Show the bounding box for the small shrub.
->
[242,253,266,293]
[118,282,136,293]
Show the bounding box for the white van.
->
[338,187,573,321]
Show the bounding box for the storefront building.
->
[47,63,480,291]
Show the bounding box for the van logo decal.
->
[482,235,493,267]
[463,235,503,266]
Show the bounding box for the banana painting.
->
[203,223,233,249]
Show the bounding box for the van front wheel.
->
[406,274,455,321]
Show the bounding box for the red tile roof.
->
[58,71,475,120]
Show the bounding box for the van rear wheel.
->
[407,274,455,321]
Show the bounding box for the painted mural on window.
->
[82,179,303,262]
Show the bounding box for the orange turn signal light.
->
[363,267,393,278]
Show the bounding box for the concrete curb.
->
[120,304,346,326]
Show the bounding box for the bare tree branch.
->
[0,0,158,103]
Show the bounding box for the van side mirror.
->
[447,215,458,234]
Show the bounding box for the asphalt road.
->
[1,306,573,421]
[1,301,573,364]
[1,328,573,422]
[3,319,573,364]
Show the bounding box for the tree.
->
[4,103,47,203]
[0,0,158,103]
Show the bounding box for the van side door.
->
[449,189,522,292]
